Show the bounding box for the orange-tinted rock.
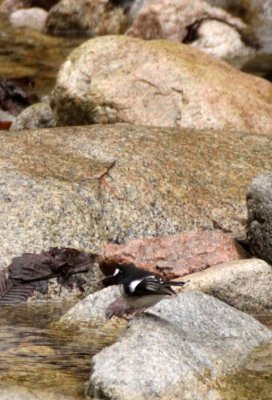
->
[99,231,249,279]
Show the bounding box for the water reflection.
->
[0,16,85,96]
[0,303,120,398]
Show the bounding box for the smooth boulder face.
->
[9,8,48,32]
[246,173,272,264]
[60,286,120,325]
[183,258,272,314]
[46,0,128,36]
[51,36,272,133]
[0,124,271,268]
[89,292,272,400]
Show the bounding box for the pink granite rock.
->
[99,230,249,279]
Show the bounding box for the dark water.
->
[0,16,85,97]
[0,303,121,399]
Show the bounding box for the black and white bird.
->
[102,263,186,309]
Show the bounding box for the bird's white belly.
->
[121,291,168,309]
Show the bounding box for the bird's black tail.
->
[165,281,187,287]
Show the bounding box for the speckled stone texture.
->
[10,103,56,131]
[0,125,271,269]
[246,173,272,264]
[99,231,249,279]
[51,36,272,132]
[60,286,119,325]
[89,292,272,400]
[183,258,272,314]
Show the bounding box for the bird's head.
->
[102,263,140,286]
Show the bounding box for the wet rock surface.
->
[183,258,272,314]
[89,292,272,400]
[0,384,79,400]
[0,124,271,269]
[246,173,272,264]
[46,0,129,36]
[100,231,249,279]
[51,36,272,133]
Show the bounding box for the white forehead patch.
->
[113,268,120,276]
[129,279,143,292]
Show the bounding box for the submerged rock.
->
[89,292,272,399]
[0,384,80,400]
[9,7,48,32]
[183,258,272,314]
[0,124,271,268]
[46,0,129,36]
[51,36,272,133]
[127,0,255,65]
[246,173,272,264]
[10,103,56,131]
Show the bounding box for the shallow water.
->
[0,303,271,399]
[0,16,85,97]
[0,303,120,399]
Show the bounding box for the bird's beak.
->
[102,274,119,287]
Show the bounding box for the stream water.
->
[0,302,121,399]
[1,3,272,399]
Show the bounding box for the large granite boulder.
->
[89,292,272,399]
[51,36,272,133]
[246,173,272,264]
[0,124,271,269]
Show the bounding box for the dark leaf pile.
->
[0,248,97,304]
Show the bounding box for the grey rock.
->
[0,125,271,269]
[51,36,272,133]
[89,292,272,400]
[183,258,272,314]
[207,0,272,52]
[10,103,56,131]
[127,0,254,65]
[60,286,119,325]
[9,7,48,32]
[246,172,272,264]
[0,109,15,122]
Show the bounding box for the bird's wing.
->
[129,276,175,296]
